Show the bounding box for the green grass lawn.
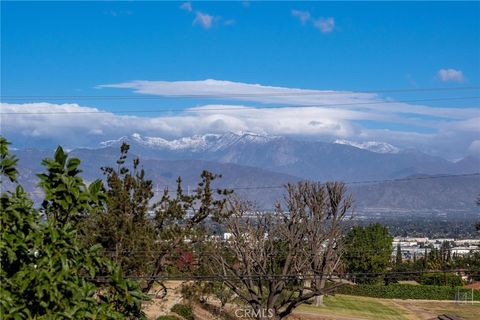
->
[295,295,480,320]
[296,295,412,320]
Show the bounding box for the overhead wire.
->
[2,85,480,100]
[88,269,480,282]
[1,96,479,115]
[21,172,480,196]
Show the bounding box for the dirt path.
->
[291,311,368,320]
[142,281,185,319]
[192,304,219,320]
[384,300,428,320]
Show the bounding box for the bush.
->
[419,272,464,287]
[171,304,195,320]
[157,316,181,320]
[336,284,480,301]
[0,142,146,319]
[199,302,237,320]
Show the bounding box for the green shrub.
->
[0,142,146,319]
[419,272,464,287]
[336,284,480,301]
[171,304,195,320]
[156,316,181,320]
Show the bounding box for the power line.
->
[1,96,479,115]
[2,85,480,100]
[21,173,480,196]
[208,173,480,190]
[89,269,479,281]
[99,248,480,255]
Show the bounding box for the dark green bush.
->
[171,304,195,320]
[419,272,464,287]
[336,284,480,301]
[156,316,181,320]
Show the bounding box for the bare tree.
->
[207,181,353,320]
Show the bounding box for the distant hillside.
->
[9,144,480,213]
[350,174,480,211]
[102,132,479,181]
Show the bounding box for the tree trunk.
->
[314,278,327,307]
[314,294,325,307]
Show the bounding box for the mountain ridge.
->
[99,132,479,182]
[8,144,480,213]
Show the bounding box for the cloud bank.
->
[2,79,479,159]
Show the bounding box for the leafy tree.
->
[424,247,429,269]
[38,146,105,226]
[426,247,443,270]
[395,243,402,266]
[0,137,18,183]
[81,142,231,295]
[344,223,393,284]
[419,272,464,287]
[80,142,157,278]
[0,138,146,319]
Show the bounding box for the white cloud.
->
[3,80,479,158]
[180,2,192,12]
[193,11,214,29]
[292,10,335,33]
[314,17,335,33]
[0,102,368,140]
[97,79,379,105]
[437,68,465,83]
[291,10,311,24]
[97,79,478,121]
[468,140,480,155]
[179,3,228,30]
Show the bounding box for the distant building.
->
[391,237,479,260]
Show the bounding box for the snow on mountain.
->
[100,136,129,147]
[334,139,401,154]
[101,132,278,152]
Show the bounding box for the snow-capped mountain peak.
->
[100,136,129,147]
[334,139,401,154]
[101,132,277,152]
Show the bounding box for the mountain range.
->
[102,132,478,181]
[8,132,480,213]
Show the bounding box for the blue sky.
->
[1,1,479,159]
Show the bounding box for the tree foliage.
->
[80,142,231,295]
[38,146,105,226]
[0,137,146,319]
[395,243,402,266]
[343,223,393,284]
[337,283,479,300]
[0,137,18,183]
[80,142,157,278]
